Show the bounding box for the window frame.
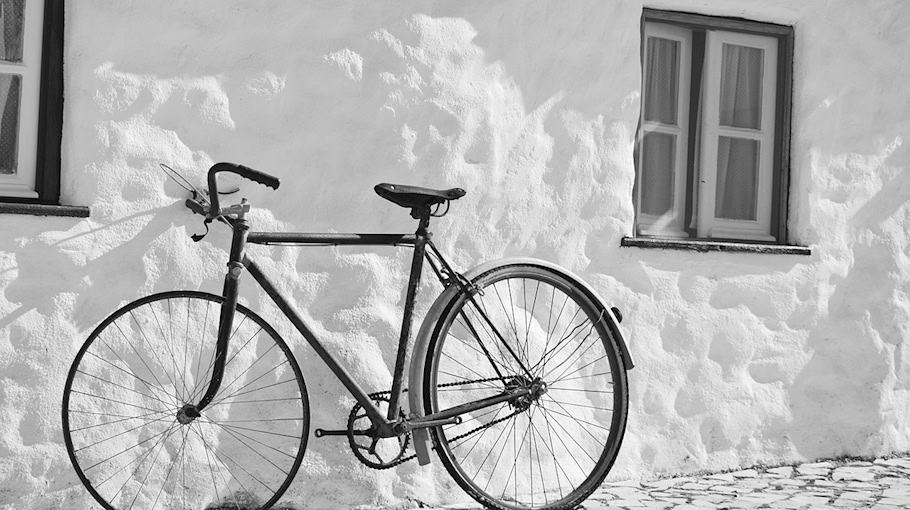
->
[0,0,63,205]
[634,8,794,245]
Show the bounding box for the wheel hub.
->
[176,403,200,424]
[506,376,548,411]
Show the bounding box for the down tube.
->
[243,256,389,429]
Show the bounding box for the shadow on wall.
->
[0,208,183,497]
[0,210,179,334]
[76,0,639,265]
[788,138,910,459]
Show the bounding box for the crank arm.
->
[314,428,373,437]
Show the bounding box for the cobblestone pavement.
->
[404,456,910,509]
[581,457,910,509]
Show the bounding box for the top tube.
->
[246,232,418,246]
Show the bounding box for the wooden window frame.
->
[0,0,63,205]
[635,8,794,244]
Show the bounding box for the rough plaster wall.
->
[0,0,908,507]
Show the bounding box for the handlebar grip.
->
[230,163,281,190]
[207,162,280,216]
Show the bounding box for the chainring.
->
[347,392,411,470]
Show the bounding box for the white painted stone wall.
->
[1,0,908,507]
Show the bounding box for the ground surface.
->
[384,455,910,509]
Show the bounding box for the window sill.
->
[621,236,811,255]
[0,202,90,217]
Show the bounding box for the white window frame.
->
[697,31,777,241]
[637,22,691,238]
[0,0,45,199]
[635,11,793,244]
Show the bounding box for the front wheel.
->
[62,291,309,510]
[424,264,629,510]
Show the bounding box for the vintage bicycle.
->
[62,162,634,510]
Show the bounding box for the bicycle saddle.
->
[374,183,466,210]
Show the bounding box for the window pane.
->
[643,37,679,125]
[0,73,19,175]
[640,132,675,216]
[0,0,23,63]
[715,136,758,220]
[719,44,763,129]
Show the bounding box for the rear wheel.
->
[62,291,308,510]
[424,265,629,510]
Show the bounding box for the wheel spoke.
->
[69,389,169,414]
[550,354,610,385]
[128,310,183,403]
[200,418,291,476]
[106,325,179,408]
[149,300,188,404]
[75,366,175,410]
[187,315,251,404]
[542,328,600,382]
[206,356,288,408]
[74,412,174,454]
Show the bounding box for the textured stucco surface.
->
[1,0,909,508]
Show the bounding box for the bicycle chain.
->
[359,375,523,468]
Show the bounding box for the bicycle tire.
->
[62,291,309,510]
[423,264,629,510]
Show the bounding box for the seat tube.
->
[386,215,430,422]
[196,218,250,411]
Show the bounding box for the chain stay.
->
[366,375,522,468]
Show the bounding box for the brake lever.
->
[191,218,213,242]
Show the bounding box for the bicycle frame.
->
[190,214,530,439]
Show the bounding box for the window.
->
[0,0,63,203]
[634,10,793,243]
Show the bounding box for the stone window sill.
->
[0,202,90,217]
[621,236,811,255]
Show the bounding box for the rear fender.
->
[407,257,633,465]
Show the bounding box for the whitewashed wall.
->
[1,0,909,507]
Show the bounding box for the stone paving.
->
[578,456,910,510]
[400,456,910,510]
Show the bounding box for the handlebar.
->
[200,162,281,218]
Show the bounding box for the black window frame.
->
[633,8,795,245]
[0,0,64,205]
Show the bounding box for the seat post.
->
[387,206,431,422]
[412,205,432,232]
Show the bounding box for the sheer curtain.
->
[0,74,17,175]
[715,44,763,220]
[0,0,23,62]
[641,37,679,216]
[644,37,679,124]
[0,0,22,175]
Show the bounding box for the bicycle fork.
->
[177,215,250,424]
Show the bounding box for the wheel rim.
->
[426,267,626,509]
[62,291,308,510]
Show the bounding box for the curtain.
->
[715,136,758,220]
[715,44,763,220]
[0,0,23,62]
[644,37,679,125]
[641,37,679,216]
[0,74,18,174]
[641,132,674,215]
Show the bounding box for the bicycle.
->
[62,162,634,510]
